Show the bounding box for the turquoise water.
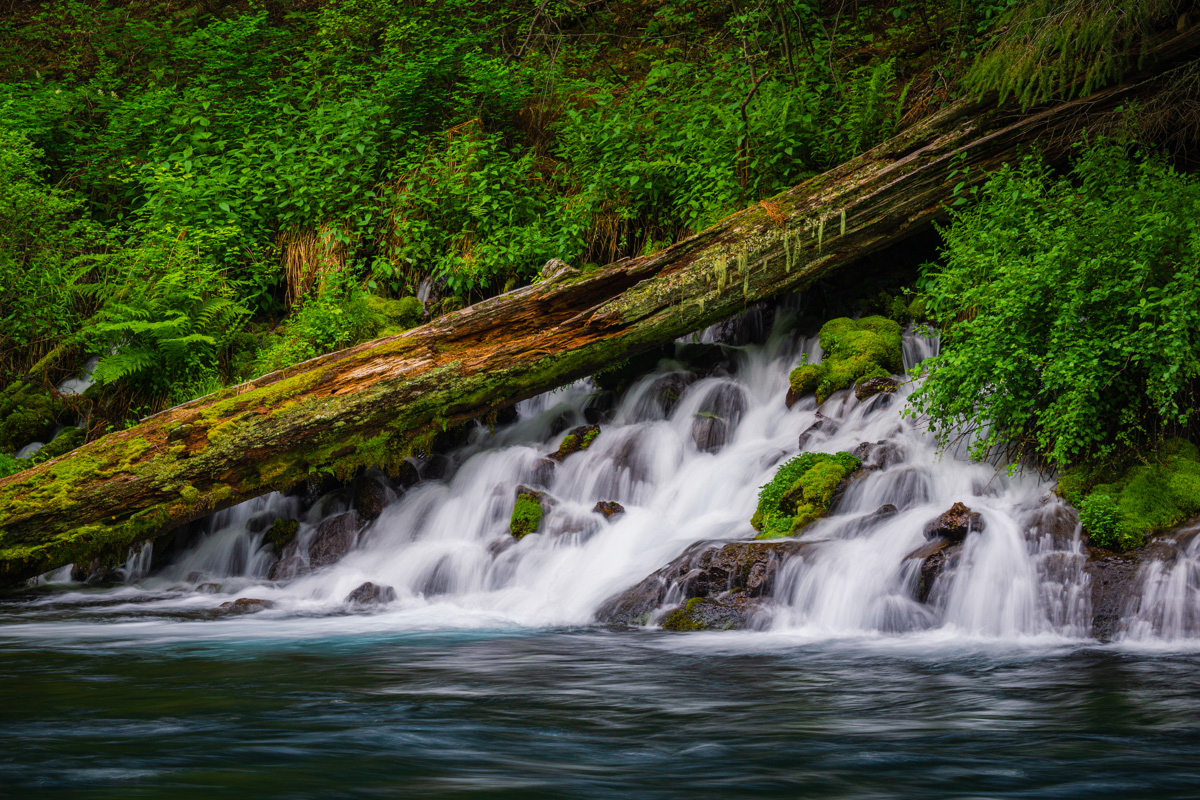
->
[4,616,1200,799]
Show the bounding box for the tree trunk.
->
[2,28,1198,585]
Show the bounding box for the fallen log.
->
[2,27,1198,585]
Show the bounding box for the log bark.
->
[2,28,1198,585]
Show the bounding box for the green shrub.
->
[255,271,378,374]
[752,451,861,539]
[910,140,1200,467]
[1078,493,1126,550]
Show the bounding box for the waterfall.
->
[28,308,1193,645]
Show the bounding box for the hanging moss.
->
[788,316,902,404]
[1060,439,1200,551]
[752,451,861,539]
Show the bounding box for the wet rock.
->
[854,375,900,402]
[923,502,984,542]
[548,424,601,462]
[662,596,752,631]
[595,539,807,628]
[511,485,551,539]
[353,476,388,521]
[592,345,672,393]
[864,503,899,525]
[266,518,300,552]
[389,459,421,490]
[583,391,617,425]
[309,512,360,569]
[421,454,453,481]
[676,342,732,376]
[851,440,904,471]
[196,583,222,594]
[346,581,397,606]
[648,372,695,417]
[707,303,774,346]
[1085,549,1142,642]
[247,514,273,534]
[904,539,961,603]
[593,501,625,520]
[493,404,520,426]
[798,415,839,449]
[219,597,274,614]
[691,384,747,453]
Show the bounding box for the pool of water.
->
[4,619,1200,799]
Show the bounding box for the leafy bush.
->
[255,271,378,374]
[1078,493,1124,550]
[910,139,1200,467]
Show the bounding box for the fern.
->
[965,0,1180,109]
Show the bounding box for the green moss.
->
[30,426,85,464]
[510,493,544,539]
[582,428,599,447]
[1061,439,1200,551]
[366,294,424,332]
[908,296,928,322]
[661,597,709,631]
[788,316,902,404]
[0,382,67,453]
[752,451,861,539]
[267,518,300,551]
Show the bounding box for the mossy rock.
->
[787,316,903,405]
[661,596,746,631]
[510,486,547,539]
[266,518,300,552]
[752,451,861,539]
[1060,439,1200,551]
[549,424,600,462]
[30,426,86,464]
[366,295,424,335]
[0,382,68,453]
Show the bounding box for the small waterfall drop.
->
[36,309,1197,645]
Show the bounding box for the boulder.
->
[690,384,746,453]
[389,459,421,490]
[353,476,388,521]
[309,512,360,568]
[662,595,752,631]
[511,485,550,539]
[219,597,274,614]
[595,539,807,628]
[923,502,984,542]
[851,440,904,471]
[266,518,299,552]
[346,581,398,606]
[798,415,839,449]
[548,424,601,462]
[904,538,961,603]
[854,375,900,402]
[675,342,732,376]
[593,500,625,520]
[648,372,695,417]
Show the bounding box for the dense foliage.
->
[0,0,1021,434]
[912,139,1200,470]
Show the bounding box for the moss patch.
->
[549,424,600,462]
[0,382,67,453]
[30,427,86,465]
[788,316,902,404]
[510,492,545,539]
[752,451,861,539]
[1060,439,1200,551]
[266,518,300,551]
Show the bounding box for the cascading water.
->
[19,305,1134,643]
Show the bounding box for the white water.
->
[17,307,1126,645]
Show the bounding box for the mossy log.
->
[2,27,1198,585]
